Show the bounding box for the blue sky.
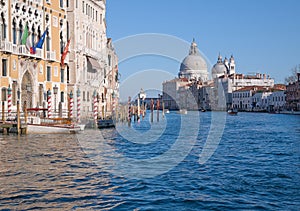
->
[106,0,300,88]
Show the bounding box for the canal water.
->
[0,112,299,210]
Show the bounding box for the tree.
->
[285,64,300,84]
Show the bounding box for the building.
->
[67,0,118,121]
[232,85,286,111]
[163,39,208,110]
[286,73,300,111]
[212,55,275,110]
[0,0,119,121]
[1,0,68,116]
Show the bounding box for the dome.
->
[212,63,227,75]
[180,54,207,72]
[211,54,228,78]
[179,39,208,81]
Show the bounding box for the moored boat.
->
[97,119,115,129]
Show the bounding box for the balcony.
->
[0,40,13,53]
[18,45,30,57]
[46,50,56,62]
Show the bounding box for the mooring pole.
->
[157,99,160,122]
[150,99,154,123]
[17,101,20,135]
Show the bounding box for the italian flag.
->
[21,24,31,52]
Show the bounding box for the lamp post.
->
[53,85,58,114]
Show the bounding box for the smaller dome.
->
[212,63,227,75]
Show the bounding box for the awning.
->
[87,57,100,73]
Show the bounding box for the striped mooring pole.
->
[47,89,52,118]
[69,91,74,119]
[77,88,81,123]
[7,85,12,118]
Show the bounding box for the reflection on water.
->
[0,112,299,210]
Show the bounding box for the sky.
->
[105,0,300,99]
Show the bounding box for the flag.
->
[61,38,71,67]
[35,27,48,49]
[30,27,48,54]
[21,24,31,51]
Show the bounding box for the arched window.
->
[19,22,23,44]
[13,19,17,44]
[31,24,35,47]
[1,13,6,40]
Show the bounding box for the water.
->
[0,112,299,210]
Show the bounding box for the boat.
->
[164,109,170,114]
[227,109,238,115]
[177,109,187,115]
[26,114,81,134]
[27,124,81,134]
[97,119,115,129]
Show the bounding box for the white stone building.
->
[67,0,118,121]
[232,86,286,111]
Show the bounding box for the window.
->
[19,23,23,44]
[46,31,50,51]
[54,66,58,77]
[100,14,102,24]
[47,66,51,81]
[60,0,63,8]
[2,59,7,76]
[82,1,84,13]
[1,14,6,40]
[60,68,64,82]
[1,88,7,101]
[96,11,97,21]
[12,82,17,106]
[13,19,17,44]
[87,91,90,101]
[76,0,78,8]
[39,84,43,106]
[60,92,64,103]
[83,91,86,101]
[67,66,70,83]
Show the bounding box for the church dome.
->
[211,54,228,78]
[179,39,208,81]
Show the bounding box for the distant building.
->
[232,85,286,111]
[162,40,276,111]
[286,73,300,111]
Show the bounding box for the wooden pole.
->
[157,99,160,122]
[150,99,154,123]
[24,101,27,134]
[162,102,165,118]
[17,101,20,135]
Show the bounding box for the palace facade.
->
[0,0,118,121]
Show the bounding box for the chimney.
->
[263,74,266,79]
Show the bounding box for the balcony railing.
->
[0,40,13,53]
[46,50,56,61]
